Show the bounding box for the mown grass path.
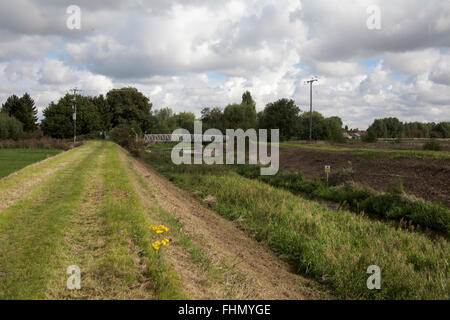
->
[1,141,327,300]
[0,142,184,299]
[0,142,102,298]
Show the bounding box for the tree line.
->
[1,88,346,142]
[0,93,38,139]
[2,87,448,143]
[364,117,450,142]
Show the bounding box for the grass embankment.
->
[0,141,184,299]
[143,152,449,300]
[122,153,246,299]
[0,148,61,178]
[234,166,450,235]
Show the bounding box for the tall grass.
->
[143,152,449,300]
[234,166,450,235]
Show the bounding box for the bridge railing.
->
[144,134,226,143]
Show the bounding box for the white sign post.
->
[325,165,331,186]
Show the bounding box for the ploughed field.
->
[279,143,450,207]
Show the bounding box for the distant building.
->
[343,132,353,139]
[344,130,366,140]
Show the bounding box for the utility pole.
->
[306,78,318,142]
[71,88,81,146]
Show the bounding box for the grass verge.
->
[234,165,450,235]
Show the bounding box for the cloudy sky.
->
[0,0,449,129]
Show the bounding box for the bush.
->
[77,132,103,141]
[387,181,404,197]
[110,124,146,157]
[110,124,134,148]
[423,140,442,151]
[325,161,354,186]
[24,129,44,140]
[362,130,378,143]
[0,137,72,150]
[0,113,24,140]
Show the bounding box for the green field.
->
[0,149,61,179]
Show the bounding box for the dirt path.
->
[122,149,330,300]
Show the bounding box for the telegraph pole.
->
[306,78,318,142]
[71,88,81,146]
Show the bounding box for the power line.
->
[71,88,82,146]
[305,78,318,142]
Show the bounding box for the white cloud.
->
[429,54,450,86]
[0,0,449,129]
[383,49,441,75]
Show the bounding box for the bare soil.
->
[280,147,450,207]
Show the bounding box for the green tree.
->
[323,116,345,142]
[297,111,326,140]
[19,93,38,132]
[431,122,450,138]
[384,117,403,138]
[259,98,300,141]
[241,91,256,109]
[41,94,101,139]
[174,112,196,133]
[0,113,24,140]
[223,103,257,130]
[91,94,112,136]
[201,107,225,132]
[367,118,404,138]
[362,129,378,143]
[1,93,38,132]
[150,107,177,133]
[106,87,152,132]
[1,95,20,116]
[367,119,386,138]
